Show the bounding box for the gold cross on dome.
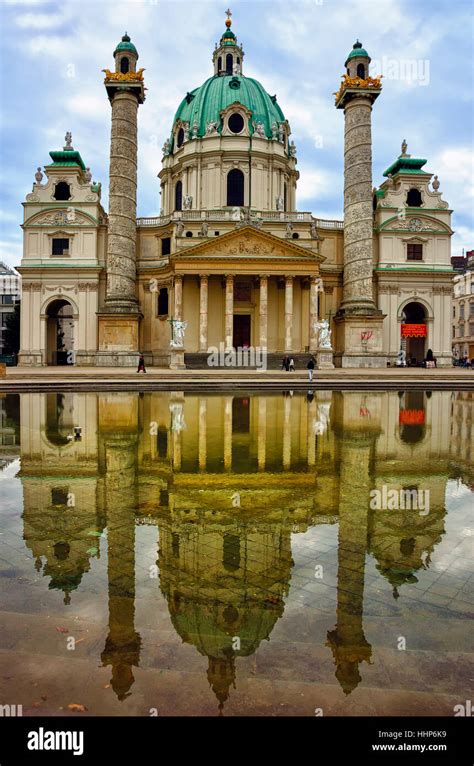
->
[225,8,232,20]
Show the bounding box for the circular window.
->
[185,231,193,238]
[177,128,185,148]
[228,113,244,134]
[292,232,299,239]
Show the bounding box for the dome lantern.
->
[113,32,139,75]
[212,9,244,76]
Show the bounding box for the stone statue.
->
[205,120,219,135]
[396,348,406,367]
[278,124,285,143]
[84,167,92,183]
[231,206,242,221]
[183,194,192,210]
[169,319,187,349]
[176,220,184,236]
[401,138,408,156]
[285,220,293,238]
[191,120,199,139]
[310,220,320,240]
[182,122,190,141]
[169,402,186,433]
[35,167,43,184]
[271,122,278,140]
[289,140,297,158]
[232,62,241,75]
[200,221,208,237]
[162,138,171,155]
[314,319,332,349]
[432,175,440,191]
[253,120,266,138]
[276,195,284,211]
[63,131,73,150]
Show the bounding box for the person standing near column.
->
[307,355,315,382]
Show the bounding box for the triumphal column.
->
[97,34,145,365]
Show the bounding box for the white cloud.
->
[15,11,69,29]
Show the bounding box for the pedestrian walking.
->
[289,357,295,372]
[307,356,315,382]
[281,355,290,371]
[137,353,146,373]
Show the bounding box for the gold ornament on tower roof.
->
[334,73,382,104]
[102,68,145,82]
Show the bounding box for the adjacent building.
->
[0,262,21,356]
[452,250,474,362]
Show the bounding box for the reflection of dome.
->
[171,74,285,142]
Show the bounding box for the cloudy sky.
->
[1,0,473,269]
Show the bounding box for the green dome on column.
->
[171,74,286,142]
[114,33,138,59]
[345,40,370,66]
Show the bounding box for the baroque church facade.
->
[17,15,454,367]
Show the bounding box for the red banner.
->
[401,324,427,338]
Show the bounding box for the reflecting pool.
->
[0,390,472,716]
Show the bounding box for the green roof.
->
[114,33,138,58]
[171,74,286,143]
[383,155,428,177]
[48,150,86,171]
[345,41,370,65]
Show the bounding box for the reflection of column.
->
[285,275,293,352]
[283,395,291,470]
[257,397,266,471]
[326,418,373,695]
[309,276,319,352]
[198,398,207,471]
[307,397,317,466]
[224,396,232,471]
[174,275,183,321]
[199,275,208,353]
[259,276,268,351]
[225,275,234,351]
[100,427,141,701]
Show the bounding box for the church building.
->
[17,14,454,367]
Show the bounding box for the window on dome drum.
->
[406,188,422,207]
[357,63,366,78]
[284,183,287,212]
[52,238,70,256]
[53,182,71,201]
[407,243,423,261]
[157,288,169,317]
[161,237,171,256]
[226,53,233,74]
[228,113,244,134]
[120,57,129,74]
[227,169,244,206]
[217,56,222,73]
[175,180,182,211]
[176,128,184,148]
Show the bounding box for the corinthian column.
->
[284,275,293,353]
[199,275,208,352]
[225,275,234,351]
[309,276,320,352]
[259,275,268,351]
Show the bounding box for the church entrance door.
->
[233,315,251,349]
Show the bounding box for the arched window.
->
[357,63,366,78]
[53,182,71,201]
[283,182,287,212]
[120,57,129,74]
[227,169,244,206]
[217,56,222,73]
[226,53,233,74]
[176,127,184,148]
[406,188,422,207]
[157,287,169,316]
[175,180,182,211]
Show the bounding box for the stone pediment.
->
[24,209,98,227]
[379,215,452,234]
[172,225,324,263]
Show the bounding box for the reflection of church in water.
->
[16,389,471,708]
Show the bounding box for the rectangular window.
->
[161,237,171,256]
[52,238,69,256]
[407,243,423,261]
[470,323,474,336]
[453,326,456,338]
[470,303,474,316]
[460,305,465,320]
[453,306,456,318]
[234,282,252,302]
[0,295,13,305]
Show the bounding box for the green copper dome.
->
[114,33,138,58]
[171,74,285,144]
[345,40,369,65]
